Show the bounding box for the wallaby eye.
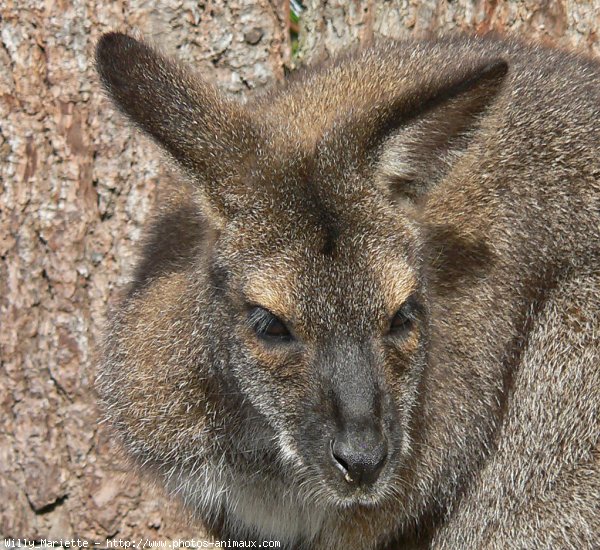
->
[389,299,418,335]
[249,307,293,342]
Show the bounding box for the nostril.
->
[330,439,353,482]
[330,435,388,486]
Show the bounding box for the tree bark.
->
[299,0,600,63]
[1,0,598,543]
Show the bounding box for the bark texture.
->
[1,0,598,543]
[299,0,600,62]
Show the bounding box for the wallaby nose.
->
[330,428,388,486]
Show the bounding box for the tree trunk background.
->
[1,0,598,542]
[299,0,600,62]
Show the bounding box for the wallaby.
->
[95,32,599,549]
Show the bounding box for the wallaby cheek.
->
[378,337,427,430]
[99,274,213,461]
[231,345,310,418]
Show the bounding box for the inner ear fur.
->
[375,60,508,201]
[95,32,257,222]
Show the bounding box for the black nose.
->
[330,429,388,486]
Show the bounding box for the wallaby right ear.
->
[96,32,255,221]
[374,59,509,202]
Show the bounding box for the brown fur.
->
[95,32,599,549]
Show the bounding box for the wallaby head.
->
[95,31,509,540]
[95,32,598,548]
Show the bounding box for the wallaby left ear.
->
[376,59,508,201]
[96,32,257,224]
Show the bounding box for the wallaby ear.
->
[376,60,508,201]
[96,32,255,222]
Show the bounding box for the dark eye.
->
[389,300,418,335]
[249,307,293,342]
